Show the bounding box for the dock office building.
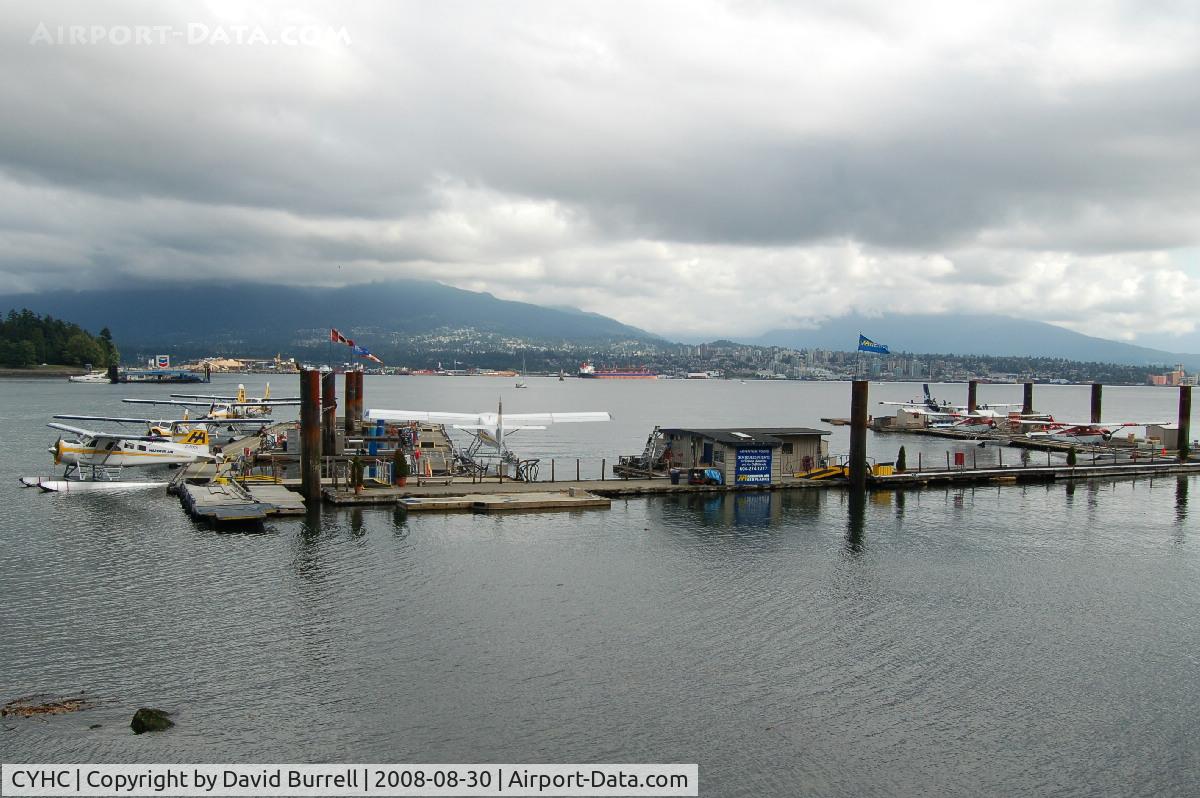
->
[660,428,830,484]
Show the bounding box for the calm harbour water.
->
[2,375,1199,797]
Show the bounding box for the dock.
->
[389,490,612,513]
[178,482,275,522]
[175,480,308,523]
[151,376,1198,522]
[871,459,1200,488]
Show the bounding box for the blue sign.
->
[735,447,773,484]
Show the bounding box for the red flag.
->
[331,328,348,344]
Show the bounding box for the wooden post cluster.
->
[1022,382,1034,415]
[1090,383,1103,424]
[967,380,978,414]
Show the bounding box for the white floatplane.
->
[880,403,1004,434]
[366,400,611,462]
[879,384,955,413]
[1017,418,1170,445]
[123,383,300,420]
[171,383,298,413]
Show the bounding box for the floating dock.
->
[872,460,1199,488]
[178,482,276,523]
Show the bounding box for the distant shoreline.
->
[0,366,86,379]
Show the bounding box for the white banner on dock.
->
[1,764,698,797]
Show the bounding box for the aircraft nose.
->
[51,438,63,465]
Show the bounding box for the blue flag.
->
[858,334,889,354]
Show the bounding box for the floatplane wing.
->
[53,414,272,426]
[170,395,300,402]
[502,412,613,425]
[124,398,300,408]
[47,422,166,441]
[171,382,298,402]
[365,409,612,426]
[125,396,214,408]
[172,399,302,407]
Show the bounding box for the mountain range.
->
[0,280,659,359]
[747,313,1200,370]
[1,280,1195,369]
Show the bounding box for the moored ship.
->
[577,360,657,379]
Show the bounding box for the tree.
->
[98,327,119,366]
[64,332,102,367]
[0,340,36,367]
[896,445,907,473]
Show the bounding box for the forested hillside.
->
[1,309,118,368]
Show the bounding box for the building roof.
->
[661,427,830,446]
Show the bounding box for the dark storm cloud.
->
[0,1,1197,341]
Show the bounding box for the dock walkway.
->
[873,460,1200,488]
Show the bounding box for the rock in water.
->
[130,707,173,734]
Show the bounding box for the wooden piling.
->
[1023,382,1034,415]
[321,371,337,457]
[1179,385,1192,462]
[299,369,322,501]
[353,370,365,431]
[849,380,868,493]
[344,369,358,435]
[1090,383,1103,424]
[967,380,978,414]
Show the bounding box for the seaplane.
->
[880,384,955,413]
[1017,417,1169,445]
[171,383,298,415]
[880,402,1009,435]
[19,419,231,492]
[365,400,611,473]
[123,383,300,420]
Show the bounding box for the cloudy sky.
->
[3,1,1199,347]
